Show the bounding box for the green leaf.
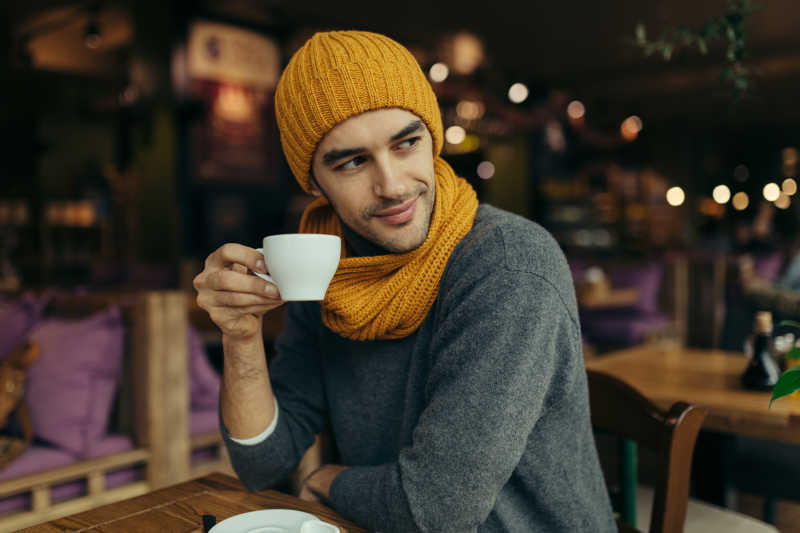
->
[786,347,800,361]
[770,366,800,407]
[778,320,800,330]
[698,38,708,54]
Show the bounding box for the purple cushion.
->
[26,307,124,458]
[581,310,670,346]
[754,252,785,283]
[0,293,48,360]
[189,326,220,410]
[0,445,75,482]
[567,257,587,283]
[86,434,135,459]
[607,262,663,314]
[0,436,140,515]
[190,408,219,436]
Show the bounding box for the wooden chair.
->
[587,369,706,533]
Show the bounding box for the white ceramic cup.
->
[254,234,341,301]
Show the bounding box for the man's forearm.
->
[220,332,277,439]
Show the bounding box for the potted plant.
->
[770,321,800,406]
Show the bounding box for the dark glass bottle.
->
[741,311,780,391]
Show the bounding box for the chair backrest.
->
[587,369,706,533]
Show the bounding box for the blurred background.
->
[3,0,800,529]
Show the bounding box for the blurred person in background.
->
[194,30,615,533]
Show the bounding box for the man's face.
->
[310,108,436,254]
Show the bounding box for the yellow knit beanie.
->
[274,30,444,193]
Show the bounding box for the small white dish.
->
[209,509,339,533]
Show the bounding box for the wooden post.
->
[664,254,689,346]
[131,291,190,489]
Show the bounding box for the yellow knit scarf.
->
[298,157,478,341]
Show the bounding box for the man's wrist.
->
[306,464,349,501]
[222,330,263,347]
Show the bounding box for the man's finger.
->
[212,291,278,308]
[210,269,276,296]
[210,243,267,274]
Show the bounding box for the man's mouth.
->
[373,197,418,225]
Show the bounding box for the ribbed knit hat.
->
[274,30,444,193]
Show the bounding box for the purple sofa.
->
[0,291,222,520]
[570,258,677,349]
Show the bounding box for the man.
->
[194,30,615,532]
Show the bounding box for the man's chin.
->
[368,224,428,254]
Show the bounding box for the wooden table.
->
[586,345,800,444]
[20,473,368,533]
[577,283,640,309]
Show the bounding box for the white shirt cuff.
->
[229,398,279,445]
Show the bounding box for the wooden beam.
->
[131,291,190,489]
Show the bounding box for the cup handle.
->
[254,248,276,285]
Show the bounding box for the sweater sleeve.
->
[328,262,582,532]
[221,301,329,491]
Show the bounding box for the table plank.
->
[85,509,196,533]
[20,473,368,533]
[586,345,800,444]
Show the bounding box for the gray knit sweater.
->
[222,204,616,532]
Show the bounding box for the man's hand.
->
[193,243,284,340]
[298,464,349,503]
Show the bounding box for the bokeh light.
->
[567,100,585,120]
[456,100,485,120]
[477,161,495,180]
[620,115,642,141]
[712,184,731,204]
[783,147,799,166]
[775,193,791,210]
[508,83,529,104]
[782,178,797,196]
[429,62,449,83]
[666,186,685,206]
[763,182,781,202]
[445,125,466,144]
[732,192,749,210]
[734,164,749,182]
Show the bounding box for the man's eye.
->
[337,156,366,171]
[396,137,420,150]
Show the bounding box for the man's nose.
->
[372,154,408,199]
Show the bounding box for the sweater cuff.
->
[329,464,419,532]
[228,398,279,446]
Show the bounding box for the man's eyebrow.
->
[322,147,365,166]
[390,120,424,142]
[321,120,425,167]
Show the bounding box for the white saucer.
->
[209,509,322,533]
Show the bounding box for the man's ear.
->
[308,173,323,197]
